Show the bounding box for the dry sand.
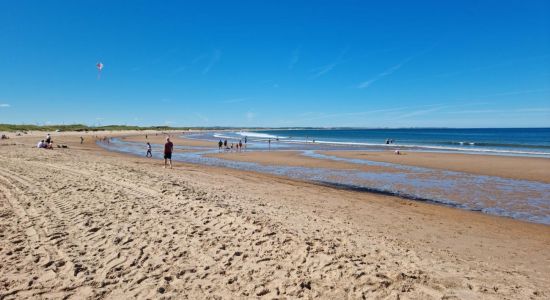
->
[121,133,214,148]
[1,132,549,299]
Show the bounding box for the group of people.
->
[144,137,173,169]
[37,133,54,149]
[218,138,246,152]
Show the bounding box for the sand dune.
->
[1,133,549,299]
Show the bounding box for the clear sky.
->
[1,0,549,128]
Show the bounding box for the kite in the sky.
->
[96,62,104,79]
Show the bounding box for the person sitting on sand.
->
[394,150,400,155]
[164,137,173,169]
[146,142,152,158]
[47,141,54,149]
[37,140,46,148]
[45,133,51,144]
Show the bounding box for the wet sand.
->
[206,150,398,174]
[1,132,549,299]
[322,150,550,184]
[207,149,550,184]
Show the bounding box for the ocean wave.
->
[446,141,550,149]
[236,131,283,139]
[222,131,550,156]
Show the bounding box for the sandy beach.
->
[1,132,549,299]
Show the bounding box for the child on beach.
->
[146,142,152,157]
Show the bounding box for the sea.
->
[238,128,550,157]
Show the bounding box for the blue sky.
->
[0,0,548,127]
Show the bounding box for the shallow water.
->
[99,138,550,225]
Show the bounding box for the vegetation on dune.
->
[0,123,335,133]
[0,124,192,132]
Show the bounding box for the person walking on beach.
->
[218,139,223,151]
[268,138,271,150]
[146,142,152,158]
[45,133,51,144]
[239,140,243,152]
[164,137,173,169]
[80,136,84,144]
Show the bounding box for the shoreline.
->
[1,131,549,298]
[104,135,550,224]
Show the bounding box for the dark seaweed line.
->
[314,181,481,211]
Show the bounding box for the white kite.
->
[96,62,104,79]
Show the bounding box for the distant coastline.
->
[1,123,549,132]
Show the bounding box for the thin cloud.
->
[203,49,221,74]
[393,106,444,119]
[171,66,187,75]
[475,88,550,99]
[192,53,209,64]
[447,107,550,114]
[289,46,301,69]
[0,103,10,108]
[310,47,348,79]
[310,62,338,79]
[357,58,411,89]
[293,107,411,123]
[358,45,437,89]
[430,54,550,79]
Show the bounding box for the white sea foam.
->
[220,131,550,157]
[213,133,234,140]
[236,131,282,139]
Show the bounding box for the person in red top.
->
[164,137,174,169]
